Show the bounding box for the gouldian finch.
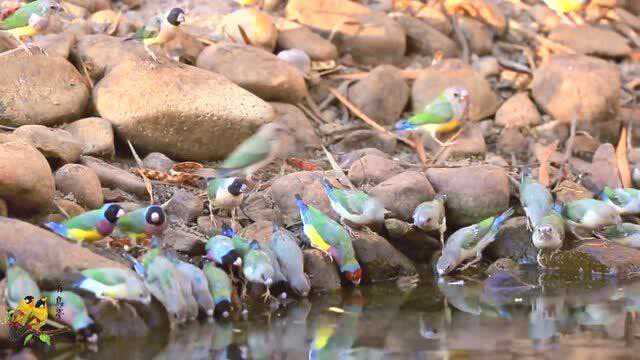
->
[205,234,242,268]
[562,199,621,231]
[222,224,251,258]
[45,291,98,342]
[519,168,554,230]
[207,177,247,222]
[599,187,640,215]
[413,194,447,247]
[270,226,310,297]
[295,194,362,286]
[532,206,565,266]
[321,179,386,227]
[260,243,289,299]
[595,223,640,248]
[202,261,233,319]
[242,241,276,301]
[216,122,290,179]
[0,0,63,54]
[437,208,514,276]
[74,268,151,305]
[45,203,125,245]
[5,255,40,309]
[170,259,216,318]
[126,8,185,62]
[235,0,260,6]
[116,205,167,244]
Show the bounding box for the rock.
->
[485,258,519,276]
[286,0,406,65]
[347,65,410,126]
[277,49,311,76]
[13,125,83,164]
[65,0,110,12]
[416,6,452,34]
[165,31,207,65]
[458,18,493,56]
[271,171,340,225]
[165,189,203,223]
[80,156,147,198]
[240,191,278,223]
[590,143,622,192]
[531,55,620,123]
[549,25,631,58]
[0,199,7,217]
[495,92,542,128]
[142,152,175,172]
[393,15,458,58]
[86,301,149,339]
[473,56,500,78]
[572,133,601,159]
[196,44,308,104]
[240,220,277,245]
[72,34,147,81]
[412,59,500,121]
[369,171,435,221]
[163,227,206,255]
[426,165,510,227]
[348,154,403,187]
[0,54,89,126]
[63,117,115,158]
[271,102,321,154]
[533,120,569,144]
[276,27,338,61]
[217,8,278,52]
[0,217,126,283]
[55,164,103,210]
[426,126,486,158]
[384,218,440,262]
[339,148,389,169]
[333,130,397,154]
[303,249,341,293]
[486,217,538,265]
[351,230,417,282]
[93,60,275,161]
[497,128,529,156]
[54,199,85,218]
[32,33,76,59]
[529,4,561,31]
[0,142,54,216]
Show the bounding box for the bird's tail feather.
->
[491,208,515,232]
[294,194,307,211]
[45,222,68,237]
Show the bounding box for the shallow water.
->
[41,267,640,359]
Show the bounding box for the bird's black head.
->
[104,204,124,224]
[23,296,34,304]
[228,178,247,196]
[167,8,185,26]
[214,300,232,320]
[145,206,166,226]
[221,249,240,267]
[35,297,47,308]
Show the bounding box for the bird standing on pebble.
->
[562,199,621,237]
[270,225,311,297]
[126,7,185,62]
[532,205,565,266]
[45,203,125,246]
[321,179,386,228]
[242,241,276,302]
[413,194,448,247]
[207,177,248,226]
[203,261,233,319]
[116,205,167,245]
[0,0,64,54]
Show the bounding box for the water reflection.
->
[36,269,640,359]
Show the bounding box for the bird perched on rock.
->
[74,268,151,305]
[203,261,233,319]
[125,7,185,62]
[437,208,514,276]
[170,258,216,318]
[595,223,640,248]
[205,234,242,268]
[242,241,276,301]
[413,194,447,247]
[45,203,125,245]
[395,87,469,165]
[0,0,64,54]
[321,179,386,227]
[270,225,310,297]
[116,205,167,245]
[216,122,290,180]
[532,205,565,266]
[519,169,554,230]
[44,290,99,342]
[562,199,621,234]
[5,255,40,309]
[207,177,248,225]
[295,194,362,286]
[260,243,289,300]
[599,187,640,215]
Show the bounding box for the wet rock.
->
[486,258,520,276]
[286,0,406,65]
[352,230,417,282]
[303,249,341,293]
[0,217,126,283]
[240,191,278,223]
[590,143,622,192]
[93,60,275,161]
[348,154,402,187]
[347,65,410,126]
[142,152,175,172]
[55,164,103,210]
[197,44,307,104]
[412,59,500,121]
[80,156,147,198]
[63,117,115,158]
[271,171,340,225]
[393,14,458,58]
[459,18,493,56]
[13,125,83,164]
[333,129,397,154]
[72,34,147,81]
[165,189,203,223]
[339,148,389,169]
[272,102,321,154]
[217,8,278,52]
[86,301,149,339]
[497,127,529,156]
[495,92,542,128]
[0,141,54,216]
[426,165,510,227]
[0,54,89,126]
[486,217,537,265]
[384,218,440,262]
[369,171,435,221]
[163,227,206,255]
[531,55,620,123]
[426,126,486,158]
[276,26,338,61]
[549,25,631,58]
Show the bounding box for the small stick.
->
[322,146,355,189]
[617,126,632,188]
[451,14,470,64]
[53,200,70,219]
[127,140,154,204]
[0,125,16,131]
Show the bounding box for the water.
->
[38,268,640,359]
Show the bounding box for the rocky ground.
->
[1,0,640,349]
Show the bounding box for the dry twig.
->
[617,126,632,188]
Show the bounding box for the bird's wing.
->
[564,201,590,221]
[64,210,103,230]
[343,191,369,214]
[408,96,453,125]
[220,133,271,171]
[460,227,481,250]
[0,1,38,30]
[82,268,123,286]
[134,16,161,40]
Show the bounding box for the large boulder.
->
[196,44,308,104]
[13,125,84,164]
[369,171,435,221]
[351,230,417,282]
[0,54,89,126]
[0,141,54,216]
[531,55,620,123]
[426,165,510,227]
[93,60,275,161]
